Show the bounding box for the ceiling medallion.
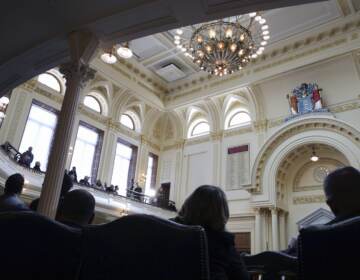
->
[175,12,270,76]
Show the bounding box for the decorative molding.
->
[185,135,211,146]
[293,194,326,205]
[223,125,253,137]
[140,135,161,152]
[293,158,345,192]
[166,16,360,99]
[162,140,186,151]
[252,118,360,194]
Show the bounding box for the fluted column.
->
[271,207,279,251]
[37,32,98,218]
[254,208,262,253]
[279,210,287,250]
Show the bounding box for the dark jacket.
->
[172,217,249,280]
[19,151,34,167]
[206,229,250,280]
[0,194,30,212]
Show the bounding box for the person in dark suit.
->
[18,146,34,167]
[33,161,42,172]
[29,173,73,214]
[79,176,91,187]
[173,185,249,280]
[68,166,78,183]
[283,166,360,256]
[57,189,95,227]
[0,173,29,212]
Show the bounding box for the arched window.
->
[228,111,251,128]
[120,114,135,130]
[84,96,101,113]
[191,122,210,137]
[38,73,61,92]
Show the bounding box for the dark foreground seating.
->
[243,251,298,280]
[298,216,360,280]
[0,212,209,280]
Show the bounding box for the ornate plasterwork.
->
[141,135,161,152]
[162,140,186,151]
[165,16,360,100]
[293,194,326,205]
[252,118,360,194]
[293,158,345,192]
[107,119,141,141]
[224,125,253,137]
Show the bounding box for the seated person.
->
[0,173,29,212]
[68,166,78,183]
[33,161,42,172]
[172,185,249,280]
[283,166,360,256]
[18,146,34,167]
[57,189,95,227]
[105,184,115,193]
[79,176,91,187]
[30,173,73,212]
[95,179,104,190]
[133,184,143,201]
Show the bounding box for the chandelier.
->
[175,12,270,76]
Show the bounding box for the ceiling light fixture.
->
[310,146,319,162]
[175,12,270,76]
[117,42,133,59]
[100,48,117,64]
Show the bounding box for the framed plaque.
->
[226,144,250,190]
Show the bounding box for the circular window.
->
[191,122,210,137]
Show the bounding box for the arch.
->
[121,110,141,133]
[226,110,251,129]
[37,72,62,93]
[120,114,135,130]
[250,116,360,207]
[84,95,102,113]
[83,91,109,116]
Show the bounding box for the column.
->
[37,32,98,218]
[279,210,287,250]
[271,207,279,251]
[254,208,262,254]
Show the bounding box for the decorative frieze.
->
[293,194,326,205]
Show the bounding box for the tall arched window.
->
[84,96,101,113]
[38,73,61,92]
[191,122,210,137]
[120,114,135,130]
[228,111,251,128]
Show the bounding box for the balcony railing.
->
[0,141,177,212]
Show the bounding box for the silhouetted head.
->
[58,189,95,226]
[4,173,24,195]
[324,166,360,218]
[60,173,73,197]
[178,185,229,231]
[28,147,32,152]
[35,161,40,167]
[72,166,76,171]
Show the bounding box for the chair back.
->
[80,214,209,280]
[298,216,360,280]
[0,211,82,280]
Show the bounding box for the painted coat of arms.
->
[287,83,325,116]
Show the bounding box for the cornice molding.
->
[164,15,360,105]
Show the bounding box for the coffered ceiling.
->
[128,0,342,84]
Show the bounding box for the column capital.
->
[60,62,96,88]
[210,130,224,141]
[253,207,262,214]
[270,207,279,214]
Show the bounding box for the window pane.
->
[145,156,154,196]
[70,125,99,180]
[191,122,210,136]
[120,114,134,130]
[19,104,57,170]
[229,112,251,127]
[38,73,61,92]
[84,96,101,113]
[111,143,133,196]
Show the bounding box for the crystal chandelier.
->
[175,12,270,76]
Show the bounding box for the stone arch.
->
[251,116,360,207]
